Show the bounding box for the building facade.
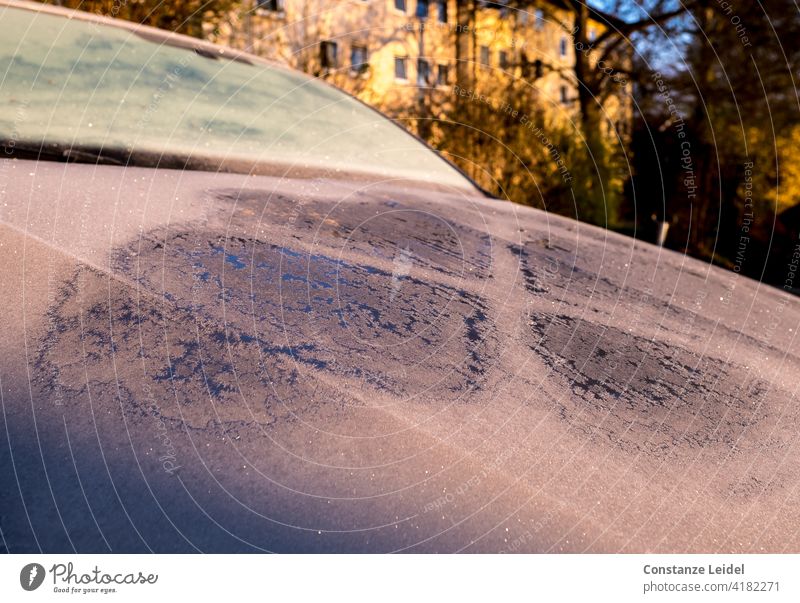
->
[207,0,631,135]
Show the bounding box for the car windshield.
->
[0,5,475,189]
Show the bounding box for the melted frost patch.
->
[527,312,775,457]
[34,222,496,434]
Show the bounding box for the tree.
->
[439,1,699,225]
[630,0,800,288]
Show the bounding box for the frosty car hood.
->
[1,158,798,553]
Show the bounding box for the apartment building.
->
[207,1,631,132]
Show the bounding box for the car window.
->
[0,6,475,189]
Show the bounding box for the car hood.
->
[1,158,798,552]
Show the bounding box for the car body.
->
[1,0,799,553]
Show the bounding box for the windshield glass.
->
[0,5,475,189]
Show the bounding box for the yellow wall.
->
[207,1,630,128]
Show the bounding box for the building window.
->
[320,40,338,70]
[533,58,543,79]
[416,0,429,19]
[350,45,368,75]
[534,8,544,30]
[499,50,509,69]
[436,0,447,23]
[559,37,568,57]
[417,58,431,86]
[522,54,543,80]
[560,85,568,104]
[394,0,406,12]
[480,45,490,66]
[256,0,283,11]
[588,28,597,42]
[394,56,408,80]
[437,63,449,86]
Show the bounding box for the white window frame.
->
[436,0,448,23]
[255,0,284,14]
[480,45,490,66]
[394,56,409,81]
[350,44,369,76]
[417,58,431,86]
[320,40,338,71]
[436,63,449,87]
[534,8,545,30]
